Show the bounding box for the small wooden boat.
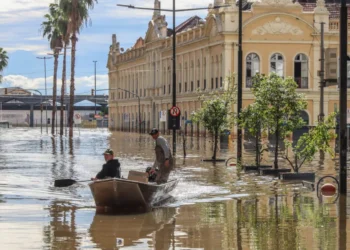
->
[89,171,178,213]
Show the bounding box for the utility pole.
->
[237,0,243,165]
[93,60,97,115]
[339,0,348,195]
[37,56,52,134]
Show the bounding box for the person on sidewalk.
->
[149,128,174,184]
[91,148,121,180]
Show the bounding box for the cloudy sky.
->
[1,0,210,95]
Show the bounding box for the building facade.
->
[107,0,350,136]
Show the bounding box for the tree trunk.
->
[274,123,279,169]
[69,34,76,137]
[51,52,59,135]
[212,129,218,160]
[60,45,67,136]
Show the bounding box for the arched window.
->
[294,54,308,88]
[246,53,260,88]
[270,53,284,77]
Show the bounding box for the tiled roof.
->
[298,1,350,18]
[175,16,204,33]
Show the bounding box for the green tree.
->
[239,103,269,166]
[41,3,63,135]
[283,113,337,173]
[191,75,237,160]
[0,48,9,83]
[253,74,307,169]
[59,0,97,137]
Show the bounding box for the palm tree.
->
[41,3,63,135]
[57,7,70,136]
[59,0,97,137]
[0,48,9,83]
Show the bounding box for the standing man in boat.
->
[149,128,174,184]
[91,148,121,180]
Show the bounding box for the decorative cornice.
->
[252,17,303,35]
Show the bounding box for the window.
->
[179,82,182,93]
[185,82,187,92]
[294,54,308,88]
[246,53,260,88]
[163,85,166,94]
[220,77,223,88]
[140,89,142,97]
[211,78,214,89]
[168,84,171,94]
[204,79,206,90]
[191,81,194,91]
[215,78,218,88]
[270,53,284,77]
[144,89,146,97]
[197,80,200,89]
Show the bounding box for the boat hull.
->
[89,178,178,213]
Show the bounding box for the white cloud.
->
[4,44,51,55]
[2,74,109,95]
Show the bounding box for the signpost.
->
[73,113,82,125]
[168,106,181,130]
[160,110,167,122]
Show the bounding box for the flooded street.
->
[0,128,345,249]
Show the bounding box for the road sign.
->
[74,113,82,125]
[170,106,180,117]
[160,110,167,122]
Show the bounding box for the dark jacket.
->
[96,159,121,179]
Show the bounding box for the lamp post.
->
[95,88,141,134]
[93,60,97,115]
[117,3,229,155]
[339,0,348,195]
[237,0,243,164]
[36,56,52,134]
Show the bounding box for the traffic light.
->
[167,109,180,130]
[91,89,94,96]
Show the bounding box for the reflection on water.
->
[0,128,347,249]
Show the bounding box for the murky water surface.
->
[0,128,346,249]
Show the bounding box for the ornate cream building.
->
[107,0,350,136]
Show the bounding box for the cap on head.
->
[149,128,159,135]
[103,148,114,155]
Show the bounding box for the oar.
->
[54,179,91,187]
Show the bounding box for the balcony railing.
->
[329,20,350,31]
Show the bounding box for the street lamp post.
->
[117,2,229,155]
[93,60,97,115]
[37,56,52,134]
[237,0,243,164]
[339,0,348,195]
[95,88,141,134]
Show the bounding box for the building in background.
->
[107,0,350,136]
[0,87,108,127]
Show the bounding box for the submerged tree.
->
[283,113,337,173]
[253,74,307,169]
[41,3,64,135]
[59,0,98,137]
[239,103,269,167]
[191,74,237,160]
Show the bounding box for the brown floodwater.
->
[0,127,347,249]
